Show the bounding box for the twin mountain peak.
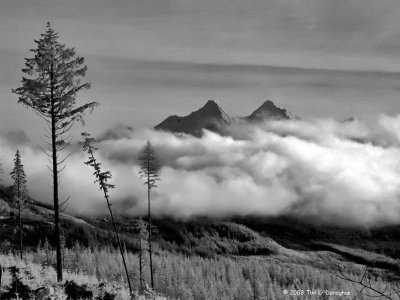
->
[155,100,296,137]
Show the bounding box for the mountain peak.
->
[205,99,218,106]
[199,100,221,112]
[155,100,231,137]
[193,100,228,119]
[247,100,294,121]
[260,100,276,108]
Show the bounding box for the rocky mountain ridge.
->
[155,100,295,136]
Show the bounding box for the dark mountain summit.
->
[246,100,295,121]
[155,99,296,137]
[155,100,231,137]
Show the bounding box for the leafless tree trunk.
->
[147,169,154,289]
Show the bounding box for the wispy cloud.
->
[2,116,400,227]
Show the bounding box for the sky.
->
[3,1,400,225]
[1,0,400,137]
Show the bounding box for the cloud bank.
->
[2,116,400,227]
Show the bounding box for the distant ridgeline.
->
[155,100,297,137]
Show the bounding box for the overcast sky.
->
[2,0,400,137]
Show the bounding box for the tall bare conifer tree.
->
[13,23,98,281]
[138,141,161,290]
[81,132,133,297]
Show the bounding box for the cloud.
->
[2,116,400,227]
[2,130,31,147]
[96,124,134,141]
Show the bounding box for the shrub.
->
[96,282,116,300]
[2,266,32,300]
[64,280,93,300]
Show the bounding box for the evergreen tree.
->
[10,150,27,259]
[81,132,133,297]
[138,141,161,289]
[12,22,98,281]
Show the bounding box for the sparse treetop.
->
[82,132,115,195]
[10,149,27,202]
[138,141,161,189]
[13,22,98,132]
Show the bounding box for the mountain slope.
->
[3,183,400,274]
[155,100,231,137]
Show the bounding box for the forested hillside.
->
[2,184,400,299]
